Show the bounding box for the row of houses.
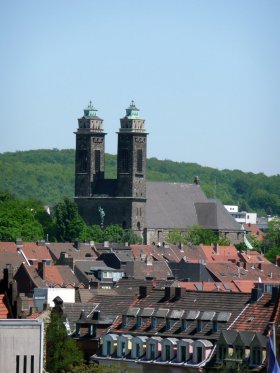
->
[0,239,279,372]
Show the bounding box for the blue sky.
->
[0,0,279,175]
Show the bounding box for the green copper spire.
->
[125,100,140,119]
[84,101,98,117]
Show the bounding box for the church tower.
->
[75,102,106,197]
[117,101,147,231]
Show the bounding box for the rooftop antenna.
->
[214,178,217,199]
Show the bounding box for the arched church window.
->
[137,149,143,172]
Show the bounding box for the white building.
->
[0,319,44,373]
[224,205,257,225]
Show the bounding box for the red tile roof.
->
[21,263,84,288]
[243,224,265,241]
[232,292,277,333]
[199,245,239,263]
[206,261,280,283]
[0,295,10,318]
[47,242,97,261]
[21,242,52,262]
[178,281,240,292]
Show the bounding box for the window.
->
[31,355,34,373]
[181,345,186,361]
[213,320,222,332]
[252,347,261,365]
[235,346,243,359]
[137,149,143,172]
[150,344,155,360]
[122,315,127,326]
[137,316,143,328]
[197,346,203,363]
[16,355,20,373]
[121,341,126,356]
[23,355,27,373]
[121,149,129,172]
[106,341,111,355]
[182,319,189,330]
[135,343,141,358]
[151,317,158,328]
[103,271,113,278]
[78,150,88,171]
[95,150,101,173]
[218,345,227,361]
[165,345,171,360]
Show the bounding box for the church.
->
[74,101,242,244]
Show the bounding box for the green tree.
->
[53,198,89,242]
[0,196,44,241]
[264,217,280,262]
[46,309,83,373]
[184,225,219,245]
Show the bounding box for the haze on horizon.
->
[0,1,279,176]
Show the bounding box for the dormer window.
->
[136,316,143,328]
[181,319,190,331]
[251,347,261,365]
[235,346,244,359]
[213,320,220,332]
[218,345,227,361]
[122,315,127,327]
[151,316,158,328]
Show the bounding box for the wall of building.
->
[0,320,43,373]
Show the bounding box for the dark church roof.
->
[146,181,241,232]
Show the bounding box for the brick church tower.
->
[117,101,147,230]
[75,101,106,197]
[74,101,147,234]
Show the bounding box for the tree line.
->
[0,149,279,215]
[0,192,141,244]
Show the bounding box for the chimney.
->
[175,287,182,299]
[139,286,147,298]
[251,287,262,302]
[74,241,80,250]
[214,244,219,254]
[271,286,279,305]
[276,256,280,267]
[104,241,109,248]
[37,240,45,247]
[16,238,23,246]
[38,261,47,280]
[125,242,128,247]
[165,286,175,300]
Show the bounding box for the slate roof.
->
[146,182,207,229]
[111,287,251,341]
[145,182,242,232]
[132,260,173,280]
[195,199,242,231]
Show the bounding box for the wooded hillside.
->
[0,149,279,215]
